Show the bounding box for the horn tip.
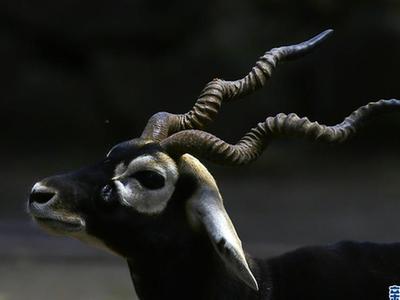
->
[278,28,334,60]
[318,28,334,39]
[308,28,334,46]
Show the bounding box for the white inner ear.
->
[180,154,258,291]
[113,153,178,214]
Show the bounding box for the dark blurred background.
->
[2,0,400,299]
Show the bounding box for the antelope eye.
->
[131,170,165,190]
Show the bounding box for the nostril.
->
[29,191,56,204]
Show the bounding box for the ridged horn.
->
[141,29,333,141]
[161,99,400,165]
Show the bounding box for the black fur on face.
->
[28,138,198,257]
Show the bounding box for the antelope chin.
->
[28,197,86,234]
[34,216,85,234]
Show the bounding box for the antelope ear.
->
[178,154,259,291]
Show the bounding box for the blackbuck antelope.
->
[28,30,400,300]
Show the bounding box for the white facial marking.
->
[112,153,178,214]
[113,163,126,179]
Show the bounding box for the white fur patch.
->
[180,154,259,291]
[112,153,178,214]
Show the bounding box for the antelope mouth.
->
[34,216,85,233]
[29,204,85,233]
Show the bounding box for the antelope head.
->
[27,29,400,292]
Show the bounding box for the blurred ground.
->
[1,145,400,300]
[0,259,134,300]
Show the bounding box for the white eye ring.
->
[129,170,166,190]
[110,153,178,214]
